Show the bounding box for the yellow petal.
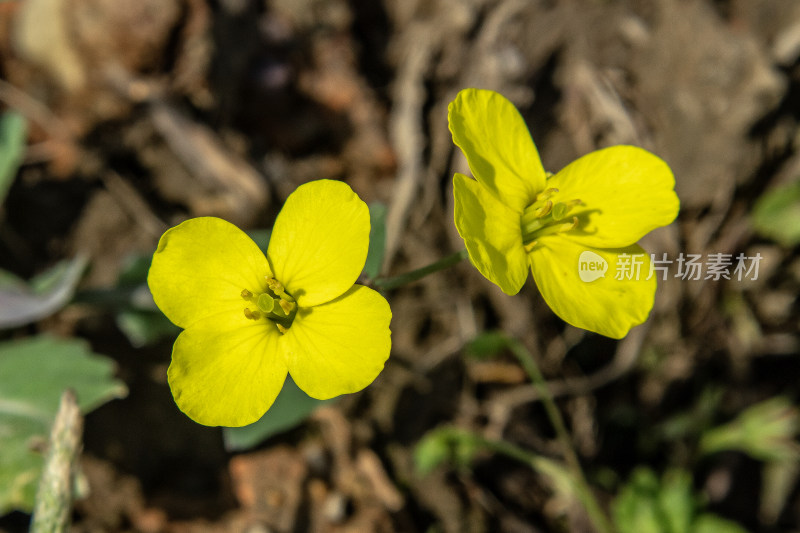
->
[448,88,545,211]
[548,146,679,248]
[268,180,369,307]
[529,237,656,339]
[283,285,391,399]
[148,217,272,329]
[168,316,288,427]
[454,173,529,295]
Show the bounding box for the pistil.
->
[520,189,583,247]
[240,277,298,333]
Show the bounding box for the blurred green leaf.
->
[0,111,27,206]
[414,427,483,476]
[752,180,800,247]
[247,229,271,254]
[761,458,800,527]
[117,254,153,285]
[0,336,127,514]
[613,468,671,533]
[464,331,510,359]
[363,202,387,279]
[0,256,87,329]
[414,427,454,476]
[657,470,694,533]
[699,396,800,462]
[657,387,724,442]
[222,375,331,451]
[692,514,749,533]
[528,454,580,504]
[116,310,180,348]
[414,426,579,506]
[613,467,748,533]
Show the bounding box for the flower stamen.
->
[521,192,583,246]
[243,308,262,320]
[534,200,553,218]
[266,277,295,303]
[279,300,295,315]
[240,278,298,332]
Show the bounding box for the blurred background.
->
[1,0,799,531]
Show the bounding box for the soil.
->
[1,0,800,532]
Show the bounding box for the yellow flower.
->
[449,89,679,338]
[147,179,392,427]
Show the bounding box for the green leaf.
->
[699,396,800,462]
[657,470,694,533]
[691,514,749,533]
[247,229,271,255]
[464,331,510,359]
[0,111,27,206]
[363,202,387,279]
[0,336,127,514]
[760,458,800,526]
[613,467,750,533]
[0,256,88,329]
[116,310,180,348]
[751,180,800,247]
[613,468,699,533]
[413,427,482,476]
[117,254,153,285]
[613,468,669,533]
[222,375,330,451]
[657,387,724,443]
[414,428,454,476]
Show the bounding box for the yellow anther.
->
[244,308,263,320]
[276,324,288,334]
[279,300,295,315]
[266,277,284,293]
[536,187,559,201]
[521,189,582,245]
[534,200,553,218]
[568,216,579,230]
[266,276,295,302]
[241,289,253,299]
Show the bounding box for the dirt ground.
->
[1,0,800,531]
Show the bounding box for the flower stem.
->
[31,390,83,533]
[373,249,468,291]
[506,339,614,533]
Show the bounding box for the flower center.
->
[240,277,297,333]
[520,187,583,251]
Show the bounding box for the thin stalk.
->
[506,339,614,533]
[373,249,468,291]
[31,390,83,533]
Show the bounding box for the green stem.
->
[506,339,614,533]
[31,389,83,533]
[373,249,468,291]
